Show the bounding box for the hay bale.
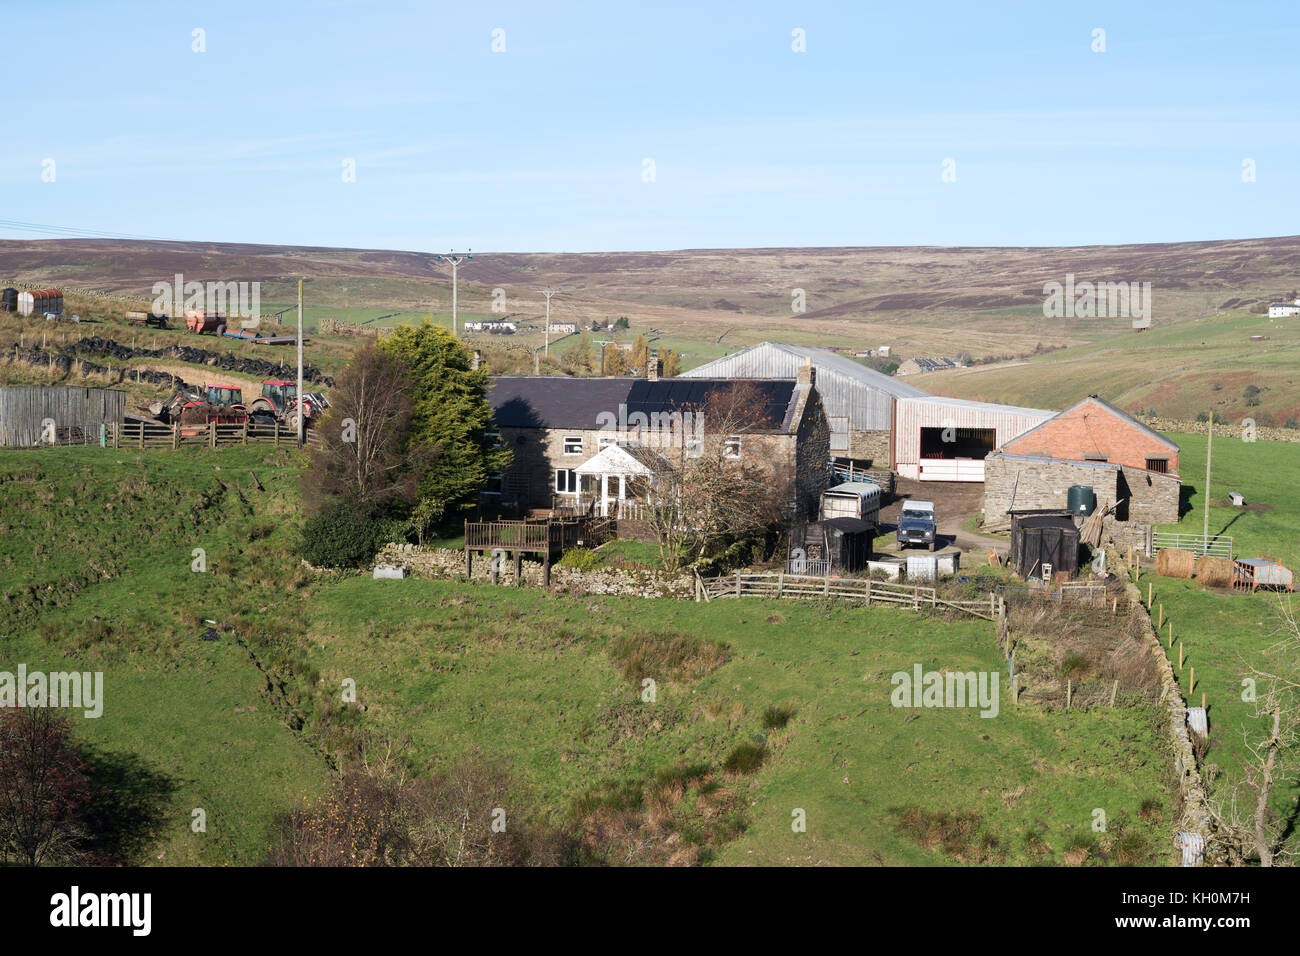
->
[1196,555,1235,588]
[1156,547,1196,579]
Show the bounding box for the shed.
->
[0,386,126,446]
[1,288,16,312]
[1008,509,1081,579]
[788,517,874,575]
[892,395,1056,482]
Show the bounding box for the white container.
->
[906,554,938,581]
[373,564,406,579]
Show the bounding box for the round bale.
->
[1196,555,1236,588]
[1156,547,1196,579]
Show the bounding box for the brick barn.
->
[983,395,1182,542]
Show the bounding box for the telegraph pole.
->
[297,278,304,446]
[436,251,472,335]
[1203,411,1213,552]
[541,289,560,356]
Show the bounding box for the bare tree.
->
[0,708,90,866]
[302,342,434,513]
[1210,595,1300,866]
[642,382,793,571]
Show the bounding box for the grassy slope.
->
[0,445,1178,866]
[1142,433,1300,849]
[914,312,1300,425]
[307,578,1175,865]
[0,446,330,864]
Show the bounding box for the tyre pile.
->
[66,336,335,386]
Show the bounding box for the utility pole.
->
[541,289,560,356]
[1203,411,1213,552]
[436,251,472,335]
[297,278,304,447]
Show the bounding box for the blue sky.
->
[2,0,1298,252]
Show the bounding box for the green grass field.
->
[1145,433,1300,854]
[0,445,1179,865]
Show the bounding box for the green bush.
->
[557,547,599,570]
[301,504,384,569]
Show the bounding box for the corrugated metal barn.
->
[0,386,126,446]
[892,395,1056,482]
[680,341,927,457]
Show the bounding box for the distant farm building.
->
[464,320,517,334]
[680,341,926,463]
[895,357,963,376]
[548,320,577,335]
[17,289,63,317]
[1267,298,1300,318]
[891,395,1055,482]
[0,386,125,446]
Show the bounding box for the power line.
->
[0,218,184,243]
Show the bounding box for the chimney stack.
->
[797,357,815,387]
[647,353,660,381]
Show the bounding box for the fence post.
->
[735,571,741,598]
[137,423,143,449]
[243,418,248,445]
[777,572,783,598]
[865,579,872,606]
[209,421,217,449]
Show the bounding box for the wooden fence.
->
[102,421,319,450]
[694,571,997,620]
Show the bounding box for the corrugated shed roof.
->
[488,376,798,432]
[900,395,1057,418]
[683,341,927,399]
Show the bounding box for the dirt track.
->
[879,477,1009,556]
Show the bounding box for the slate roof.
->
[489,376,800,432]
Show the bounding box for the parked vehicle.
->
[127,311,169,329]
[819,481,882,526]
[248,380,325,431]
[896,499,938,551]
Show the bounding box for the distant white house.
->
[465,320,518,333]
[1267,298,1300,318]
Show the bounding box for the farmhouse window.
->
[724,436,742,459]
[1145,457,1169,474]
[598,434,617,451]
[562,436,583,455]
[555,469,579,494]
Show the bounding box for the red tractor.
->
[248,381,323,432]
[175,383,248,434]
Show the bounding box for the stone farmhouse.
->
[488,361,831,519]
